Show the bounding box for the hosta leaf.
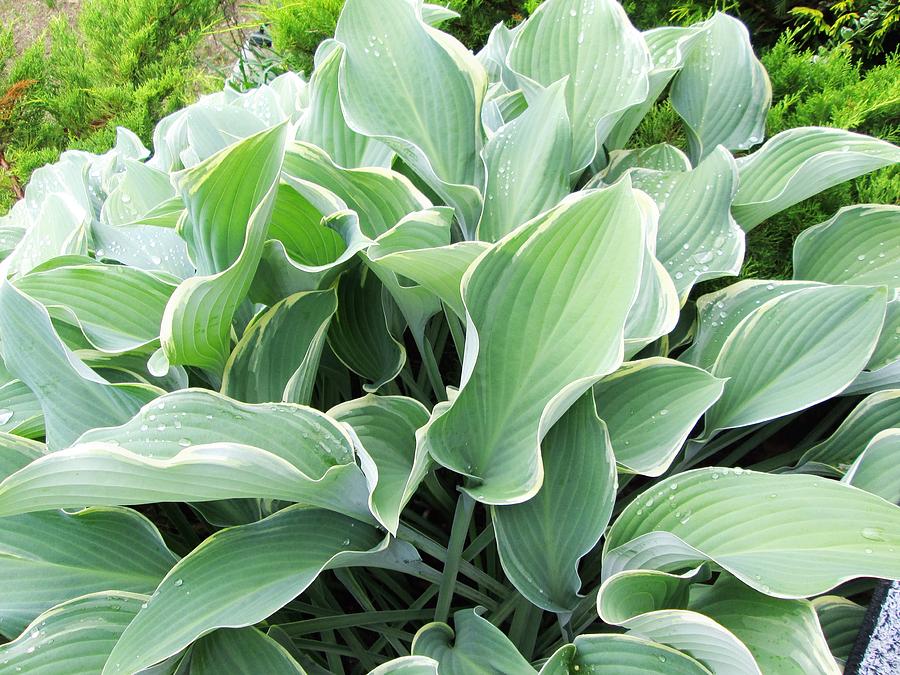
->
[335,0,485,232]
[423,181,646,504]
[0,507,176,636]
[412,609,536,674]
[0,380,44,439]
[812,596,866,663]
[597,568,760,675]
[190,627,306,674]
[328,265,406,392]
[221,288,337,405]
[0,282,154,450]
[477,79,572,242]
[0,592,146,675]
[793,204,900,287]
[731,128,900,231]
[691,575,840,675]
[493,393,616,612]
[606,26,703,150]
[329,395,430,535]
[161,123,288,371]
[593,358,725,476]
[14,261,177,353]
[843,429,900,503]
[300,42,393,170]
[0,432,45,479]
[702,285,887,436]
[0,389,371,520]
[867,293,900,372]
[268,182,346,268]
[540,634,711,674]
[604,467,900,598]
[796,389,900,473]
[102,506,387,674]
[670,13,770,161]
[598,144,691,184]
[507,0,651,172]
[370,656,439,674]
[679,280,820,371]
[627,146,743,300]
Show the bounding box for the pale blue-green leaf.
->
[540,634,711,674]
[732,128,900,231]
[190,627,306,674]
[369,656,439,674]
[0,433,46,480]
[843,429,900,503]
[0,380,44,439]
[867,293,900,372]
[595,144,691,185]
[812,596,866,663]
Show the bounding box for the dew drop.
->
[660,409,669,416]
[178,438,191,447]
[862,527,886,542]
[174,579,183,587]
[0,409,13,425]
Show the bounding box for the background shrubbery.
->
[1,0,897,279]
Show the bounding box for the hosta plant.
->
[0,0,899,673]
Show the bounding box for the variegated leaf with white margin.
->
[0,389,371,521]
[506,0,652,173]
[843,429,900,504]
[334,0,485,234]
[603,467,900,598]
[100,159,183,231]
[299,41,393,169]
[670,12,769,162]
[477,78,572,242]
[422,180,646,505]
[623,196,680,356]
[793,204,900,287]
[0,379,44,439]
[691,575,840,674]
[732,128,900,231]
[476,21,521,85]
[0,507,176,637]
[493,392,616,613]
[540,634,712,674]
[412,608,536,674]
[102,505,401,675]
[0,592,156,675]
[845,358,900,396]
[190,627,306,675]
[812,596,866,664]
[627,146,744,301]
[795,389,900,474]
[0,432,46,479]
[14,260,177,353]
[597,568,761,675]
[701,285,887,437]
[329,394,430,535]
[593,358,725,476]
[222,288,337,405]
[606,25,704,150]
[161,123,288,372]
[867,292,900,372]
[595,143,691,185]
[0,281,157,450]
[679,280,821,370]
[369,656,439,674]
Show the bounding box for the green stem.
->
[417,332,446,401]
[435,491,475,623]
[444,304,466,363]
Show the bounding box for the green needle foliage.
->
[0,0,899,673]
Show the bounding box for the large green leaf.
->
[334,0,485,231]
[795,389,900,473]
[0,381,44,440]
[731,128,900,231]
[161,123,288,371]
[604,467,900,598]
[477,79,572,242]
[0,592,147,675]
[14,260,177,353]
[669,13,770,162]
[102,506,390,674]
[691,575,839,674]
[812,596,866,663]
[493,393,616,612]
[540,634,711,674]
[190,627,306,674]
[412,609,536,674]
[369,656,439,674]
[423,180,646,504]
[593,358,725,476]
[0,282,154,450]
[0,432,45,479]
[0,389,371,520]
[221,288,337,404]
[0,507,176,637]
[701,285,887,436]
[329,395,430,535]
[506,0,652,172]
[793,204,900,287]
[843,429,900,503]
